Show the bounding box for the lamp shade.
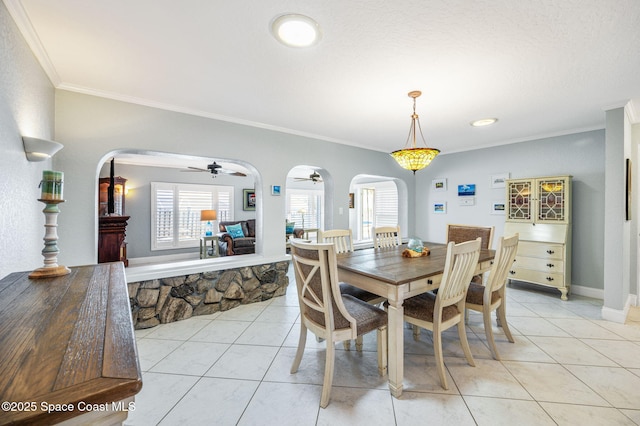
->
[200,210,217,221]
[22,136,64,162]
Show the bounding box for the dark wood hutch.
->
[98,176,129,266]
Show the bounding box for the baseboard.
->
[570,285,604,300]
[601,294,637,324]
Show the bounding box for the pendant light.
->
[390,91,440,174]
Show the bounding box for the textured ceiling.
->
[5,0,640,156]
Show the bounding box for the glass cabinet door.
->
[537,177,567,222]
[507,180,532,221]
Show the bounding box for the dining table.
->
[336,242,495,398]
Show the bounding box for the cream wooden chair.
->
[465,234,519,360]
[446,223,494,284]
[373,226,402,248]
[289,239,388,408]
[319,229,386,350]
[318,229,355,254]
[400,238,481,390]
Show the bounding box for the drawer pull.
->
[546,276,554,282]
[509,270,516,275]
[546,263,555,268]
[427,279,433,285]
[546,250,555,254]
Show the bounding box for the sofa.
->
[218,219,304,256]
[218,220,257,256]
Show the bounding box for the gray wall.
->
[415,130,605,291]
[0,2,55,279]
[53,90,415,267]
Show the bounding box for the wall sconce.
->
[22,136,64,162]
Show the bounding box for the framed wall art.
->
[626,158,632,221]
[490,173,510,188]
[491,201,506,215]
[271,185,281,196]
[243,188,256,211]
[432,178,447,192]
[458,184,476,196]
[433,201,447,214]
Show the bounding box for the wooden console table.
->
[0,263,142,425]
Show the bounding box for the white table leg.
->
[387,288,406,397]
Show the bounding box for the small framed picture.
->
[432,178,447,192]
[491,173,510,188]
[243,189,256,211]
[433,201,447,214]
[491,201,506,215]
[458,184,476,196]
[271,185,281,196]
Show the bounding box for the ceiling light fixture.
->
[271,14,321,48]
[390,91,440,174]
[470,118,498,127]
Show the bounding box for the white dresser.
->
[504,176,572,300]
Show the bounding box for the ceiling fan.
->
[182,161,247,177]
[295,171,323,183]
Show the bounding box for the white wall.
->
[0,2,55,279]
[414,130,606,291]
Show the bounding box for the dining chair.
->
[446,223,494,284]
[319,229,386,350]
[373,225,402,248]
[465,234,519,360]
[400,238,481,390]
[289,239,388,408]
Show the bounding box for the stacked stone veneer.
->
[128,261,290,329]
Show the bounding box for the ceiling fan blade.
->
[219,170,247,177]
[182,166,208,172]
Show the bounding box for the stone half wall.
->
[128,261,290,329]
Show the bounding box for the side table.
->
[200,235,219,258]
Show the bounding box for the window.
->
[151,182,234,250]
[353,181,398,242]
[286,189,323,230]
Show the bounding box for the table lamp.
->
[201,210,217,236]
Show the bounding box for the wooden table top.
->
[336,243,495,285]
[0,263,142,425]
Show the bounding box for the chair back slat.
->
[487,234,519,293]
[447,224,494,249]
[438,238,482,303]
[373,226,401,248]
[290,239,356,332]
[318,229,354,253]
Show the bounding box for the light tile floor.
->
[126,272,640,426]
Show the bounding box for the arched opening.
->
[96,150,259,265]
[349,174,408,247]
[285,165,329,240]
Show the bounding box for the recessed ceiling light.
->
[470,118,498,127]
[271,14,321,48]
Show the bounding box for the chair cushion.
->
[401,292,460,322]
[225,223,245,238]
[341,294,387,335]
[339,283,383,303]
[465,283,500,305]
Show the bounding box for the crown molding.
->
[4,0,61,86]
